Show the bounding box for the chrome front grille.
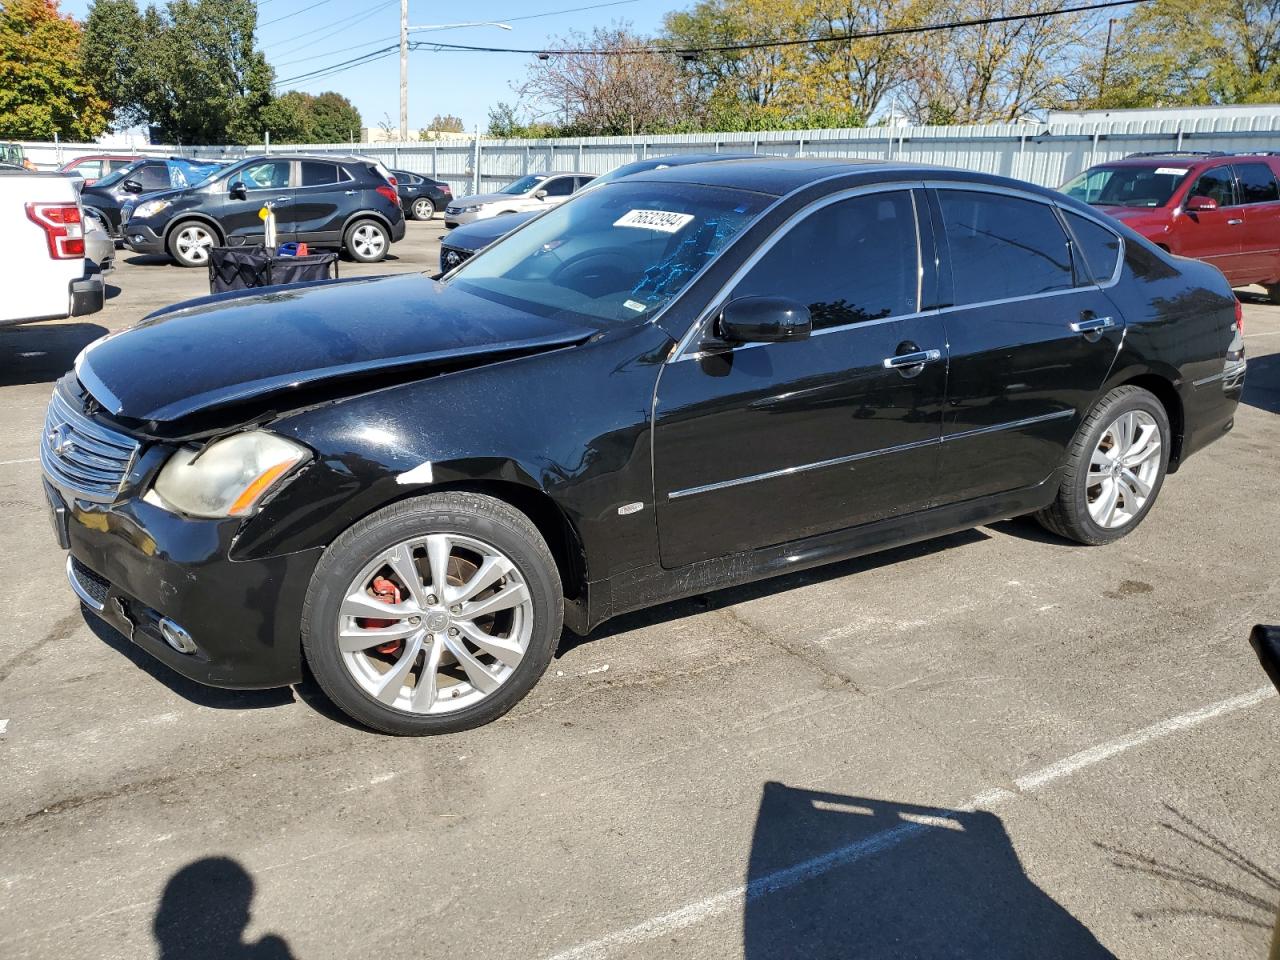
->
[440,245,472,272]
[40,382,140,502]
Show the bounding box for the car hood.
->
[446,211,540,251]
[76,272,595,423]
[450,192,523,207]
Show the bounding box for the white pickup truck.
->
[0,170,104,327]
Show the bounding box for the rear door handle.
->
[274,196,291,203]
[1227,218,1243,225]
[882,349,941,370]
[1070,315,1115,334]
[344,190,358,196]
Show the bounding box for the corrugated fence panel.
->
[17,109,1280,192]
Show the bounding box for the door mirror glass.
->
[718,297,812,343]
[1186,194,1218,211]
[534,189,549,200]
[229,180,248,200]
[122,179,143,194]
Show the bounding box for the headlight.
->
[460,205,481,213]
[132,199,171,219]
[149,431,310,519]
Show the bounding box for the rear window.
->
[939,191,1073,304]
[1062,164,1189,208]
[1063,211,1122,285]
[1235,162,1279,204]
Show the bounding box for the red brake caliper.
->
[359,575,404,655]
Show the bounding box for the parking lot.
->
[1,219,1278,959]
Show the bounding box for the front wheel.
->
[301,492,563,735]
[1036,385,1171,545]
[411,197,435,221]
[168,220,217,267]
[1264,282,1280,305]
[343,219,390,263]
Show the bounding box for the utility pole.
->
[1098,18,1117,103]
[399,0,409,140]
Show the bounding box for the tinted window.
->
[300,161,339,187]
[75,160,103,178]
[576,176,596,191]
[240,160,291,190]
[1064,211,1122,285]
[544,177,575,197]
[1062,165,1188,208]
[733,191,919,330]
[1235,163,1280,204]
[137,163,171,189]
[1188,167,1237,207]
[939,191,1072,304]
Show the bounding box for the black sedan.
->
[389,169,452,221]
[44,159,1245,735]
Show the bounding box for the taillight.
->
[25,202,84,259]
[375,184,398,205]
[1235,297,1244,335]
[386,175,397,187]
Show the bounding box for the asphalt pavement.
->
[1,220,1277,959]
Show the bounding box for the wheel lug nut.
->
[425,594,437,605]
[448,627,459,637]
[450,604,461,614]
[408,616,421,625]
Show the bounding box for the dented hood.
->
[77,273,594,423]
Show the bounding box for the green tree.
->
[0,0,109,140]
[308,91,361,142]
[260,90,313,142]
[83,0,273,144]
[426,113,465,134]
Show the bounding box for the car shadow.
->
[0,322,108,387]
[558,528,990,654]
[82,612,294,711]
[154,857,296,959]
[1242,351,1280,414]
[124,254,174,266]
[744,782,1115,958]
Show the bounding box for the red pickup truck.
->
[1062,152,1280,301]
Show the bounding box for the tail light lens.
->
[1235,297,1244,335]
[25,202,84,259]
[375,184,398,206]
[387,175,398,187]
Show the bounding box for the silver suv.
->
[444,172,593,227]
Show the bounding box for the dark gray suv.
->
[119,154,407,267]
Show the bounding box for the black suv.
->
[120,154,406,267]
[389,169,452,220]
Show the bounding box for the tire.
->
[1265,283,1280,305]
[1035,385,1171,545]
[168,220,218,267]
[343,218,390,263]
[411,197,435,221]
[301,492,563,735]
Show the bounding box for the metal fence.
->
[19,108,1280,197]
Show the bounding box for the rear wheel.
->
[411,197,435,221]
[343,219,390,263]
[168,220,217,267]
[1036,386,1170,545]
[1265,282,1280,305]
[301,492,563,735]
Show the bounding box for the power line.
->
[263,0,397,54]
[424,0,1149,56]
[275,34,399,69]
[260,0,336,28]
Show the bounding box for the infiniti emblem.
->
[48,422,74,457]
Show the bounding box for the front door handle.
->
[274,196,291,203]
[1070,315,1115,334]
[344,190,358,196]
[882,349,941,370]
[1227,217,1243,225]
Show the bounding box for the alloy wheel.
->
[412,198,434,220]
[351,224,386,259]
[1086,409,1161,529]
[337,533,533,715]
[174,225,213,264]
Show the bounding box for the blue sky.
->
[61,0,677,134]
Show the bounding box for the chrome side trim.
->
[667,409,1075,500]
[66,556,105,612]
[1192,371,1226,388]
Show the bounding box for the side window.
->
[576,176,595,191]
[544,177,575,197]
[1063,211,1122,285]
[732,191,919,331]
[76,160,103,179]
[137,163,171,189]
[938,191,1072,304]
[1188,167,1237,207]
[1234,163,1280,204]
[240,161,291,190]
[300,161,339,187]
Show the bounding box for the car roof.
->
[1091,152,1279,169]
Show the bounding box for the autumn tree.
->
[0,0,109,140]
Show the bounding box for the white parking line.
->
[1244,330,1280,338]
[543,685,1277,960]
[0,458,37,467]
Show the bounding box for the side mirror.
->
[718,296,811,344]
[122,179,143,194]
[534,189,549,200]
[1186,195,1218,212]
[1249,624,1280,693]
[229,180,247,200]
